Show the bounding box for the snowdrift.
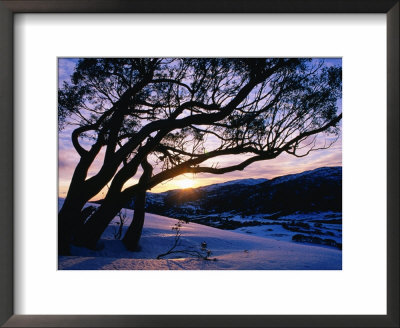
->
[59,203,341,270]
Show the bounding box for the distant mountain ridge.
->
[138,166,342,219]
[196,177,268,191]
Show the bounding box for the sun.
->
[176,178,195,189]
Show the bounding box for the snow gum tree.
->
[58,58,342,255]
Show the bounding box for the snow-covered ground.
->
[193,211,342,246]
[59,201,342,270]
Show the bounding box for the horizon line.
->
[57,165,342,201]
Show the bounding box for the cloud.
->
[58,148,79,176]
[58,58,79,87]
[59,135,342,196]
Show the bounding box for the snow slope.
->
[59,202,341,270]
[199,177,268,191]
[268,166,341,186]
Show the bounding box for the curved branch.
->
[286,135,339,158]
[187,155,272,175]
[120,114,342,201]
[151,78,193,94]
[282,113,342,152]
[71,126,93,157]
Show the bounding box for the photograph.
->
[1,0,397,325]
[58,57,342,270]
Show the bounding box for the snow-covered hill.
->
[145,166,341,214]
[134,167,342,250]
[268,166,342,186]
[199,177,268,191]
[58,201,341,270]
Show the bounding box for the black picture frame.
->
[0,1,398,327]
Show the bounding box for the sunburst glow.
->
[176,178,195,189]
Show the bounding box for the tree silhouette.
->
[58,58,342,255]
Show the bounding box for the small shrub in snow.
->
[157,220,216,261]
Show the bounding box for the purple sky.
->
[58,58,342,200]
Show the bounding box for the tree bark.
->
[121,157,153,251]
[58,146,102,255]
[74,197,124,250]
[58,208,76,256]
[58,189,89,255]
[77,157,153,251]
[122,190,146,251]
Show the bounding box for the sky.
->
[58,58,342,200]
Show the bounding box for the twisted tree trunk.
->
[122,190,146,251]
[74,158,153,250]
[73,198,124,250]
[122,158,153,251]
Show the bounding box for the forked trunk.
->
[74,195,124,249]
[72,158,152,251]
[122,190,146,251]
[58,157,99,255]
